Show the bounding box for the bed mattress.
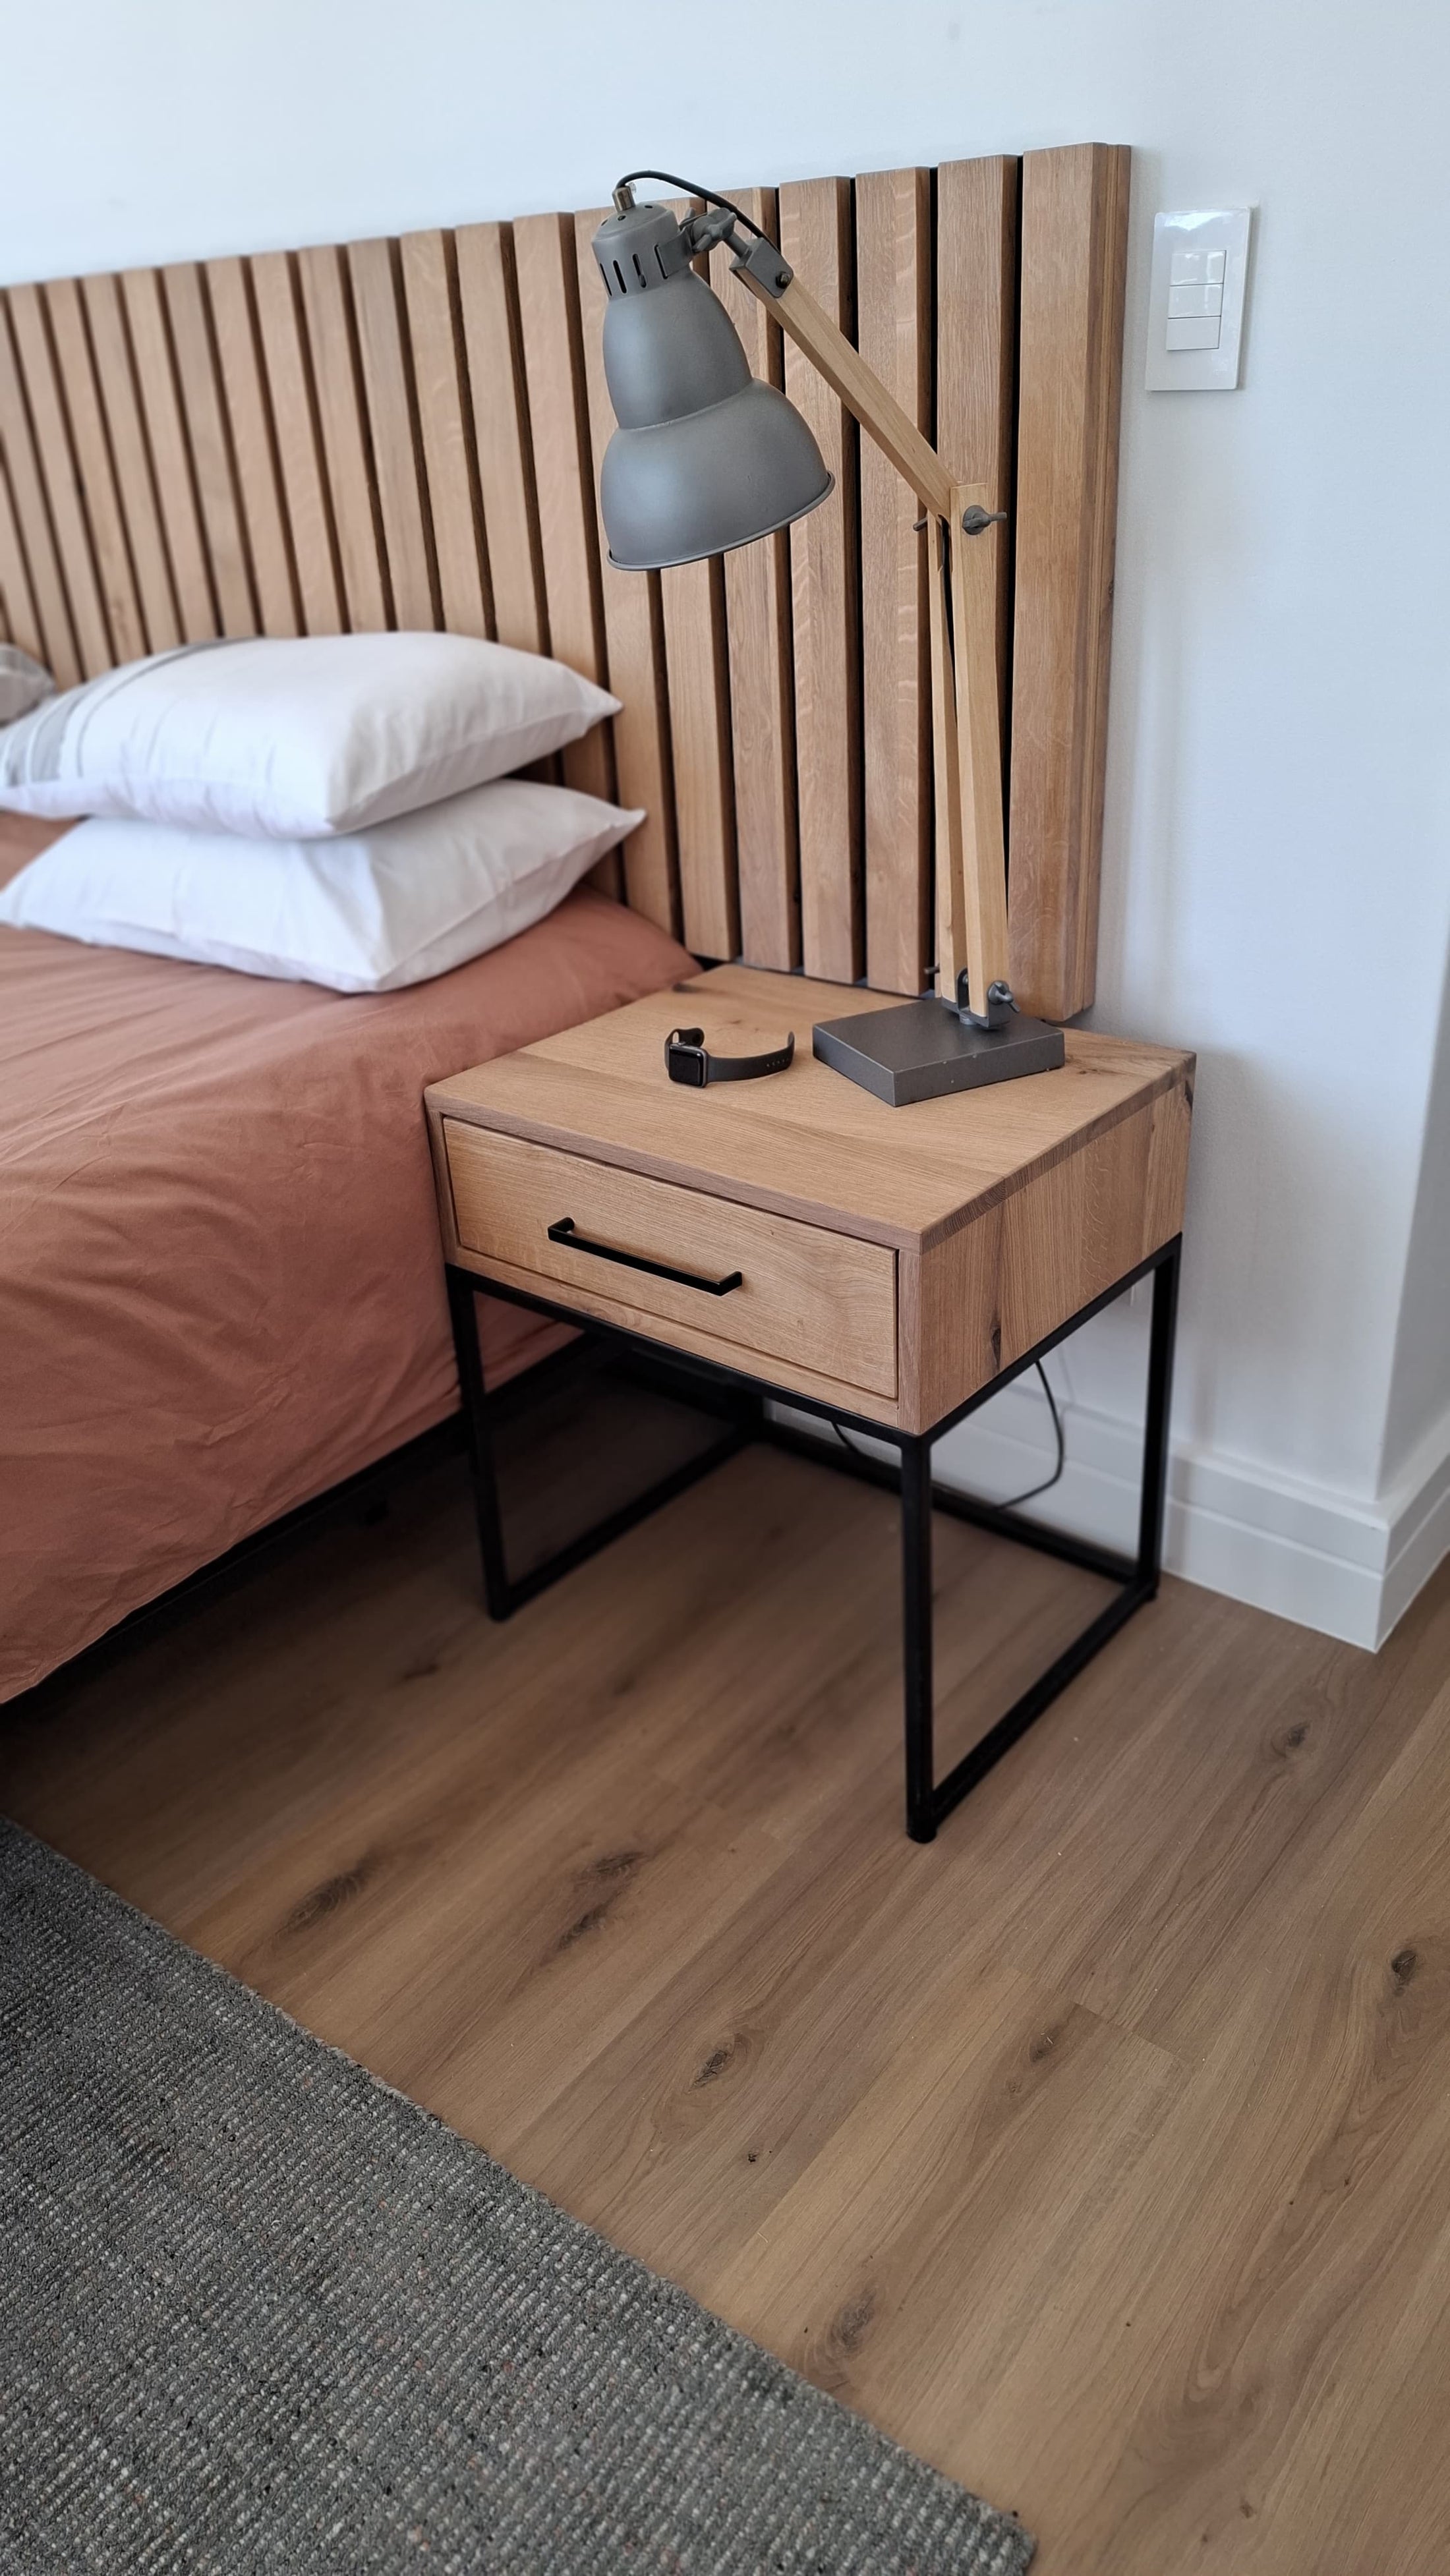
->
[0,817,692,1700]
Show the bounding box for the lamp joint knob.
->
[730,233,794,300]
[954,973,1018,1029]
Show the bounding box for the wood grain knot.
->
[550,1852,647,1955]
[283,1856,376,1932]
[828,2285,877,2357]
[551,1900,613,1953]
[692,2035,741,2088]
[1391,1947,1418,1992]
[584,1848,645,1883]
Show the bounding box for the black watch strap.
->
[665,1025,796,1087]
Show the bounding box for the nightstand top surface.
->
[427,965,1194,1251]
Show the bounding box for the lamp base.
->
[813,994,1065,1106]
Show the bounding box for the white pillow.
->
[0,644,53,725]
[0,780,643,992]
[0,632,619,837]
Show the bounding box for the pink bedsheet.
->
[0,816,693,1699]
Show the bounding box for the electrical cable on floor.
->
[828,1358,1067,1507]
[999,1361,1066,1508]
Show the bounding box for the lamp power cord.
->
[828,1360,1066,1511]
[611,171,771,241]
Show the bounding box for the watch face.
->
[666,1027,707,1088]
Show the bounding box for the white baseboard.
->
[773,1381,1450,1652]
[1376,1408,1450,1644]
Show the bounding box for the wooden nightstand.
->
[427,965,1193,1841]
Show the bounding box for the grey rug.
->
[0,1820,1033,2575]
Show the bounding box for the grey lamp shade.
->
[591,200,833,572]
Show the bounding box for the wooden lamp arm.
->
[738,265,955,522]
[734,254,1010,1018]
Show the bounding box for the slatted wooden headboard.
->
[0,144,1128,1020]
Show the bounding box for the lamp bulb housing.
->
[589,204,832,573]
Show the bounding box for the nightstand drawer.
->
[444,1122,897,1399]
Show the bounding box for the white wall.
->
[5,0,1448,1644]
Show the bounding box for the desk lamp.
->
[590,173,1065,1105]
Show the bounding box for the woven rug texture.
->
[0,1818,1033,2575]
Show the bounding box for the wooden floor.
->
[7,1437,1450,2576]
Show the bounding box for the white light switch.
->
[1146,209,1252,390]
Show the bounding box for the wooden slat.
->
[856,167,931,998]
[714,188,798,971]
[777,179,860,985]
[81,272,181,654]
[119,268,216,644]
[573,208,678,933]
[0,302,77,681]
[935,156,1018,1002]
[660,550,736,958]
[511,213,612,807]
[7,283,112,676]
[0,449,42,656]
[1010,143,1130,1023]
[347,238,438,633]
[204,257,298,635]
[399,230,490,641]
[250,251,343,637]
[44,277,148,666]
[295,244,389,633]
[161,265,256,637]
[651,200,738,961]
[140,270,236,638]
[453,223,545,656]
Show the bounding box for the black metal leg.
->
[445,1264,752,1622]
[445,1266,513,1619]
[900,1435,937,1843]
[903,1235,1183,1840]
[1136,1236,1180,1589]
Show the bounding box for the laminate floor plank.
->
[939,1591,1447,2067]
[504,1784,1016,2262]
[5,1437,1449,2575]
[960,1663,1450,2572]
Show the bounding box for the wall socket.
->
[1146,208,1252,391]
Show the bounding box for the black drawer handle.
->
[546,1215,742,1298]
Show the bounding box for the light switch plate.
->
[1146,208,1252,391]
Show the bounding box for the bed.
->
[0,146,1126,1701]
[0,813,691,1700]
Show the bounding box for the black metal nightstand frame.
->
[445,1233,1181,1844]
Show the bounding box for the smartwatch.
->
[664,1025,796,1088]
